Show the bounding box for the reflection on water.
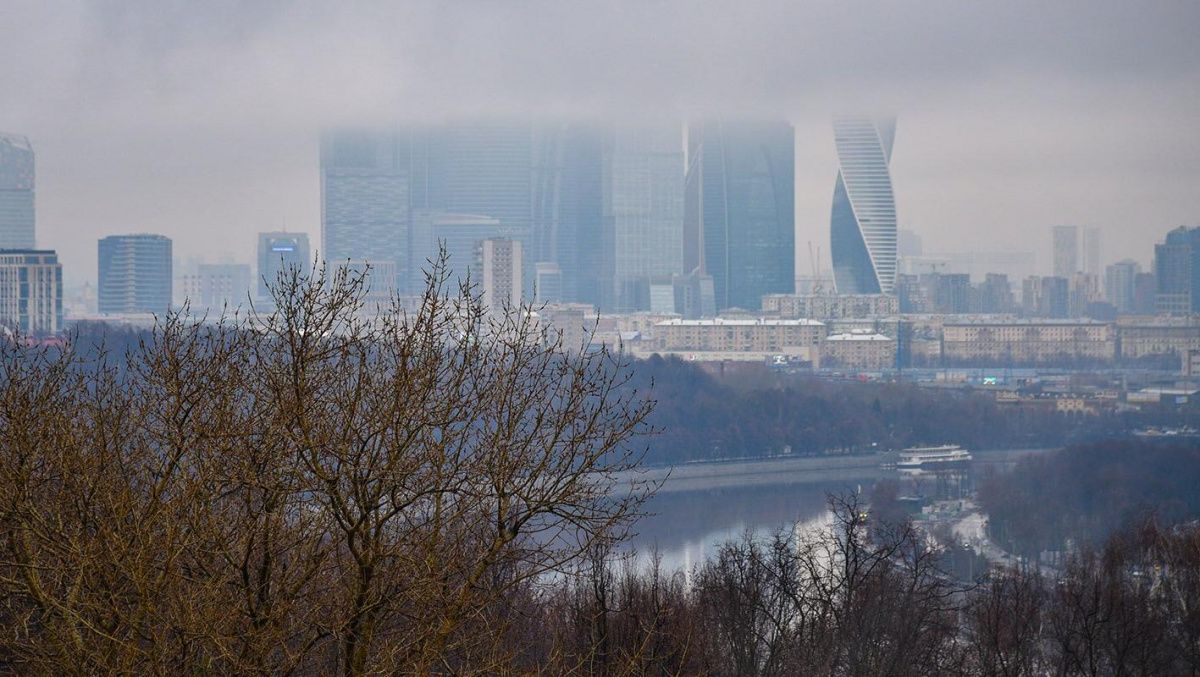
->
[627,478,869,572]
[625,449,1045,573]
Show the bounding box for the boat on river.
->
[894,444,973,469]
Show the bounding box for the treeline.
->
[539,494,1200,675]
[629,355,1196,464]
[979,440,1200,558]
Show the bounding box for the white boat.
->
[895,444,973,469]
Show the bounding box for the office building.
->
[1052,225,1079,278]
[182,263,252,312]
[98,235,172,314]
[1022,275,1069,318]
[534,262,563,304]
[1083,227,1102,275]
[257,232,310,299]
[479,238,522,311]
[1105,259,1140,314]
[604,125,684,311]
[0,134,35,249]
[687,121,794,310]
[1155,226,1200,315]
[0,249,62,335]
[320,131,411,290]
[975,273,1014,314]
[830,117,897,295]
[411,210,506,291]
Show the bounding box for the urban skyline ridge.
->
[4,117,1196,295]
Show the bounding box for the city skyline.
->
[1,2,1196,288]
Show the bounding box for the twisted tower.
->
[830,117,897,294]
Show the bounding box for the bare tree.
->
[0,252,655,674]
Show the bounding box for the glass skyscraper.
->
[320,131,412,290]
[98,234,173,314]
[0,134,35,249]
[321,124,538,296]
[685,121,795,311]
[830,117,897,295]
[605,125,684,311]
[257,231,311,299]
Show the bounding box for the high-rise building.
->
[1105,259,1140,314]
[604,125,684,312]
[1052,225,1079,278]
[534,262,563,304]
[182,263,252,312]
[479,238,522,311]
[1083,227,1102,275]
[0,249,61,335]
[1134,272,1158,315]
[831,117,897,295]
[320,131,411,290]
[686,121,794,310]
[1155,226,1200,315]
[98,234,172,314]
[257,232,311,299]
[411,210,505,291]
[976,273,1014,314]
[0,134,35,249]
[1022,275,1069,318]
[897,229,924,258]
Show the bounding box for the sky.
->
[3,0,1199,287]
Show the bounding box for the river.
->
[619,448,1052,572]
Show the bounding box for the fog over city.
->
[3,0,1199,285]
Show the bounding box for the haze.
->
[3,0,1198,286]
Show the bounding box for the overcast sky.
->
[3,0,1199,287]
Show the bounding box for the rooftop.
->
[657,318,825,327]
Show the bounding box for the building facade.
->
[320,131,412,290]
[943,320,1115,365]
[830,117,897,295]
[182,263,252,312]
[257,232,311,299]
[1052,225,1079,278]
[0,134,35,249]
[0,249,61,335]
[762,293,899,319]
[1155,226,1200,315]
[1105,259,1140,314]
[822,331,896,370]
[98,235,172,314]
[654,318,825,353]
[686,121,795,311]
[479,238,522,311]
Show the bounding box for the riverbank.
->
[619,448,1055,494]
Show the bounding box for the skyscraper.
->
[0,249,61,334]
[687,121,795,311]
[1082,227,1102,275]
[320,131,411,290]
[1154,226,1200,315]
[830,117,897,295]
[604,125,684,311]
[257,232,311,299]
[1105,259,1140,313]
[0,134,35,249]
[1052,225,1079,278]
[479,238,522,311]
[98,234,172,314]
[183,263,252,312]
